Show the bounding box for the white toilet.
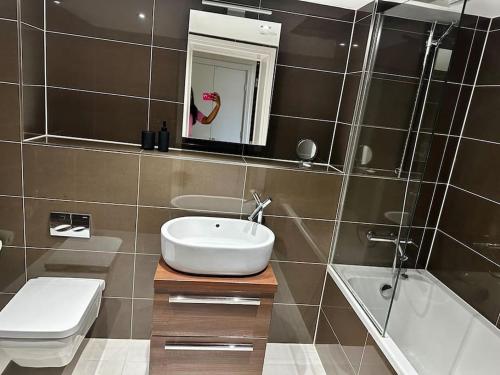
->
[0,277,105,368]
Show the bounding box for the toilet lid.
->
[0,277,105,339]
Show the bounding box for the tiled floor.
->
[0,340,326,375]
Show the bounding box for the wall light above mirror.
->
[182,10,281,146]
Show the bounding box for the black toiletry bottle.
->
[157,121,170,152]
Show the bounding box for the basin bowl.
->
[161,217,275,276]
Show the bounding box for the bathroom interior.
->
[0,0,498,374]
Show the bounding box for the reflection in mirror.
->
[296,139,317,168]
[189,52,257,144]
[182,11,281,146]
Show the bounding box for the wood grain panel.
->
[154,260,278,295]
[149,336,266,375]
[152,294,273,338]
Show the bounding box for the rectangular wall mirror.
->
[182,10,281,146]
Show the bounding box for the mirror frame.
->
[182,34,277,146]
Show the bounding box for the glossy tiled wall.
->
[428,15,500,328]
[0,0,354,344]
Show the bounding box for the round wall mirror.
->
[296,139,317,167]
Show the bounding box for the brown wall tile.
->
[342,176,405,225]
[374,22,427,77]
[133,254,160,299]
[0,293,14,310]
[47,33,150,96]
[132,298,153,339]
[451,138,499,202]
[153,0,200,49]
[477,30,500,85]
[359,334,396,375]
[271,66,343,121]
[0,1,17,20]
[88,298,132,339]
[261,11,352,72]
[363,76,418,130]
[333,222,399,268]
[47,88,148,143]
[338,73,361,124]
[0,196,24,247]
[23,144,140,204]
[0,141,22,196]
[261,0,354,21]
[0,21,19,83]
[21,85,45,138]
[271,261,326,305]
[139,155,246,210]
[330,122,350,168]
[150,47,186,101]
[315,311,354,375]
[243,115,335,163]
[47,0,154,44]
[26,248,135,298]
[24,198,137,253]
[21,24,44,85]
[322,276,368,373]
[355,127,406,172]
[0,83,20,141]
[268,304,319,344]
[348,17,371,73]
[20,0,44,29]
[464,86,500,143]
[428,231,500,325]
[440,186,499,265]
[266,216,334,263]
[0,247,26,293]
[244,167,341,220]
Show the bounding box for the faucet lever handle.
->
[252,192,262,205]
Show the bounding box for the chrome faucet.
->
[248,192,271,224]
[366,231,412,262]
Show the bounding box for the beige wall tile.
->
[244,167,342,220]
[139,156,246,210]
[26,249,134,298]
[23,144,139,204]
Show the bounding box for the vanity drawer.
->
[149,336,266,375]
[152,293,273,338]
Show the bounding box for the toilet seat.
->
[0,277,105,367]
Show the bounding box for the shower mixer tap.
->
[366,231,414,262]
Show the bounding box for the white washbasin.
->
[161,217,275,276]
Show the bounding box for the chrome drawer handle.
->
[168,295,260,306]
[164,343,254,352]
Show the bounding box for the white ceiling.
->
[301,0,500,17]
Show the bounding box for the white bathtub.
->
[329,265,500,375]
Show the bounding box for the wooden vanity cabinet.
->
[150,260,278,375]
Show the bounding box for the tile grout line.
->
[146,0,156,131]
[130,153,143,339]
[416,17,479,267]
[437,229,500,268]
[450,183,499,205]
[319,307,358,374]
[16,0,28,284]
[356,332,370,375]
[44,0,48,137]
[261,7,355,23]
[426,18,492,269]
